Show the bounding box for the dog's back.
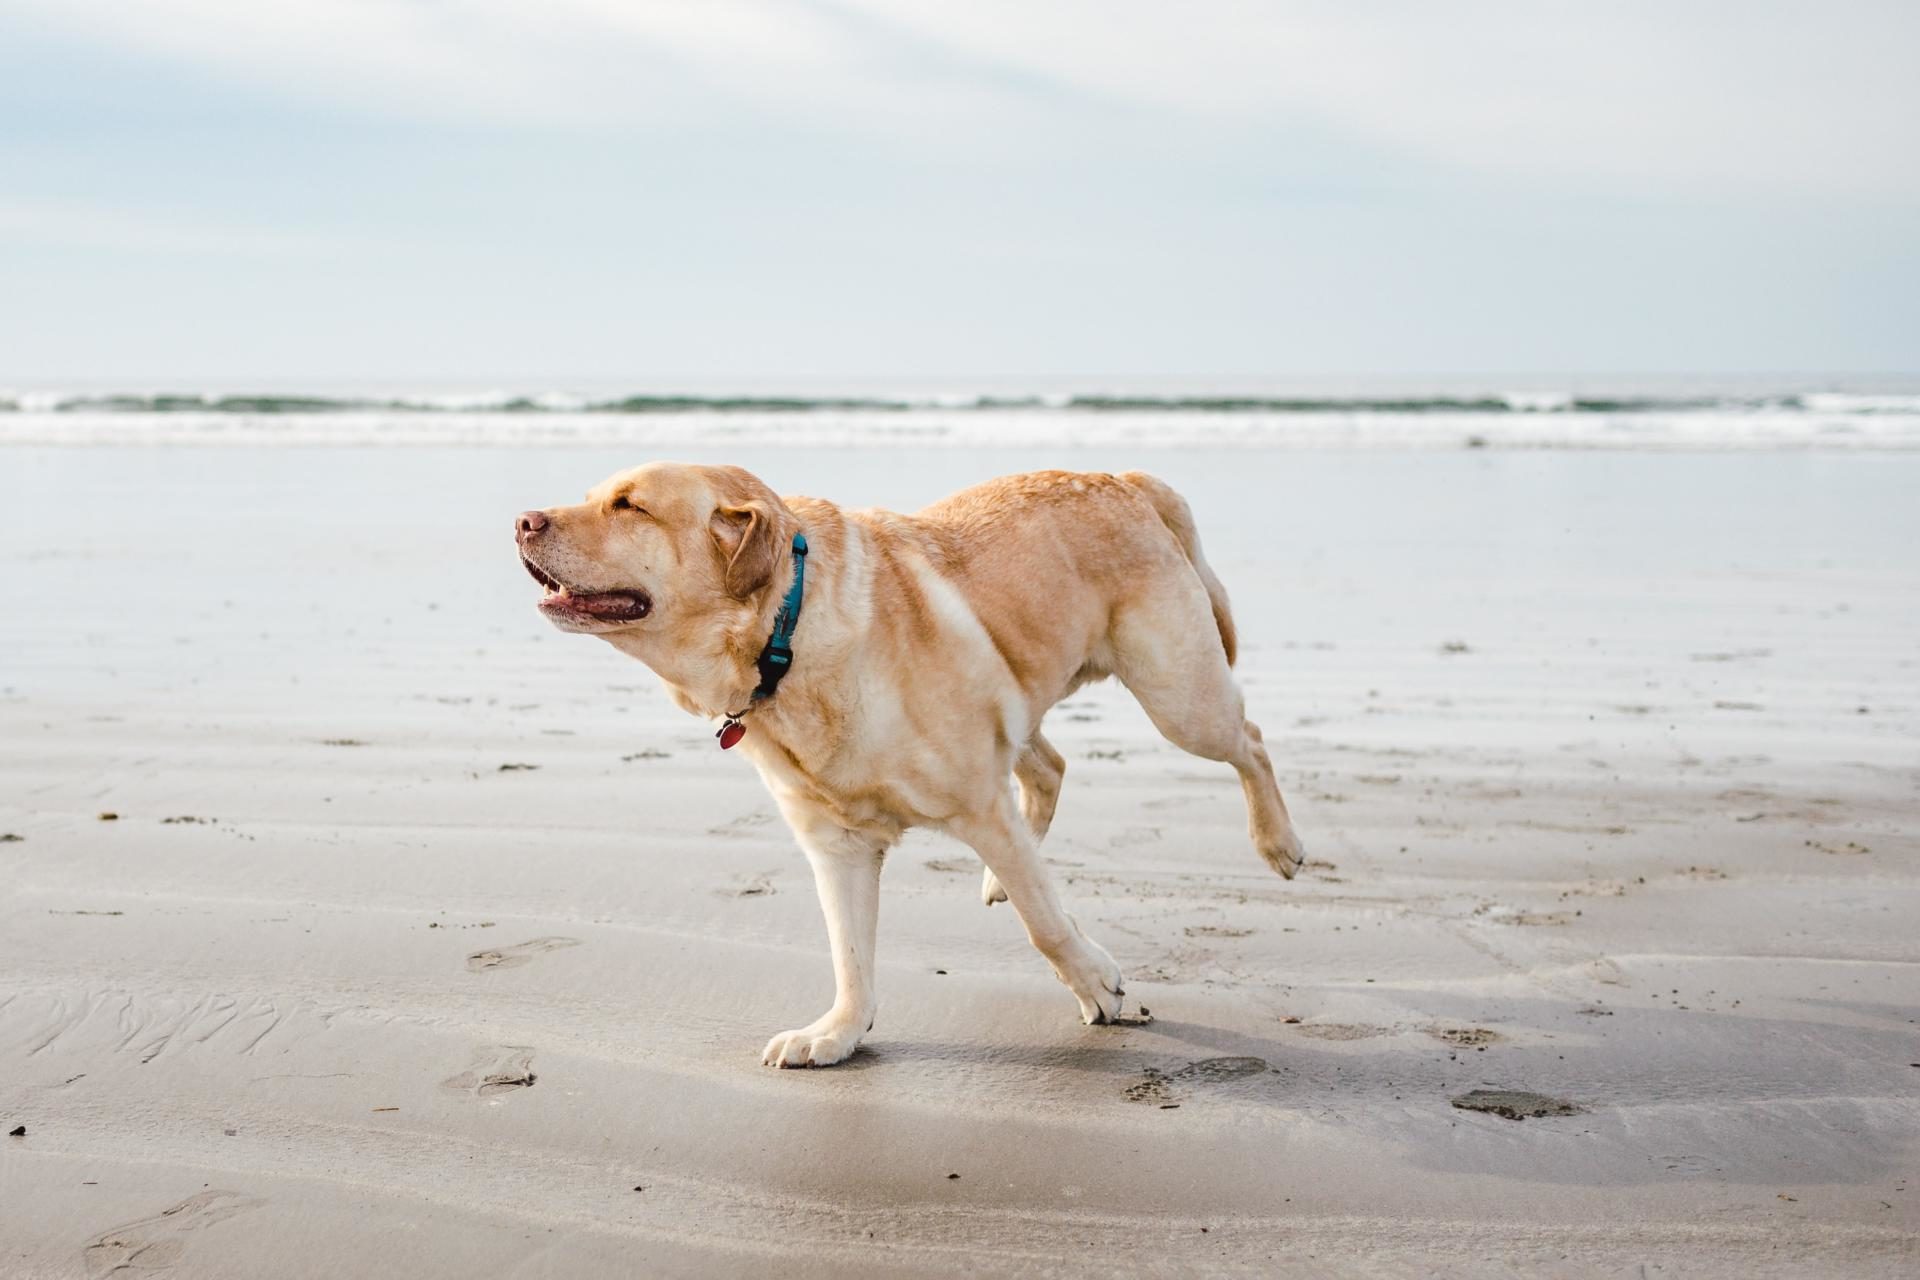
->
[906,470,1232,694]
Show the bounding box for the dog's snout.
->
[516,510,549,540]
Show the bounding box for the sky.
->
[1,0,1916,384]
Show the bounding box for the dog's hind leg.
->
[1109,581,1305,879]
[950,791,1124,1024]
[983,732,1066,906]
[1016,730,1067,838]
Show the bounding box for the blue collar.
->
[751,532,808,702]
[718,533,807,743]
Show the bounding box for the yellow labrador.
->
[514,464,1303,1066]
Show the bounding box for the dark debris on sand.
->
[1451,1089,1583,1121]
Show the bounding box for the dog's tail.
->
[1120,471,1237,667]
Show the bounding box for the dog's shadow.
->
[826,1015,1295,1088]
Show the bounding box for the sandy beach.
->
[2,444,1916,1277]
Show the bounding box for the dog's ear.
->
[709,501,779,598]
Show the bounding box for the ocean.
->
[2,375,1917,449]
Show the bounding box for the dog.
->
[514,463,1304,1066]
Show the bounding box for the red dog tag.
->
[717,719,746,750]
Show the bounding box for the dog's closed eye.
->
[610,494,647,515]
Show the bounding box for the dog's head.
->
[514,462,799,674]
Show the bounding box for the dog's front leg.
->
[762,826,884,1068]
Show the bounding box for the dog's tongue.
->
[570,591,650,620]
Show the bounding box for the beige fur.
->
[515,464,1304,1067]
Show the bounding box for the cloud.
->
[845,1,1920,197]
[8,1,1917,197]
[0,0,1014,136]
[0,198,355,256]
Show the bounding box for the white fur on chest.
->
[746,541,1027,827]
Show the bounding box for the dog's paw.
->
[761,1014,869,1068]
[1054,923,1126,1025]
[981,867,1008,906]
[1261,827,1307,880]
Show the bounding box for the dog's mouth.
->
[523,553,652,626]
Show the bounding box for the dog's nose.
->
[516,510,548,540]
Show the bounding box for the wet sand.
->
[2,446,1916,1277]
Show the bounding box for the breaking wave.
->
[6,389,1920,416]
[4,385,1917,448]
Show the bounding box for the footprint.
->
[1691,649,1770,663]
[1478,907,1575,927]
[1451,1089,1582,1121]
[724,874,776,898]
[1183,925,1253,939]
[1123,1056,1269,1106]
[1586,958,1629,987]
[466,936,581,972]
[1292,1023,1392,1041]
[1107,826,1162,848]
[441,1045,537,1097]
[83,1190,263,1277]
[708,811,774,837]
[1125,1076,1179,1106]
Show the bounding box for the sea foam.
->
[2,386,1915,448]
